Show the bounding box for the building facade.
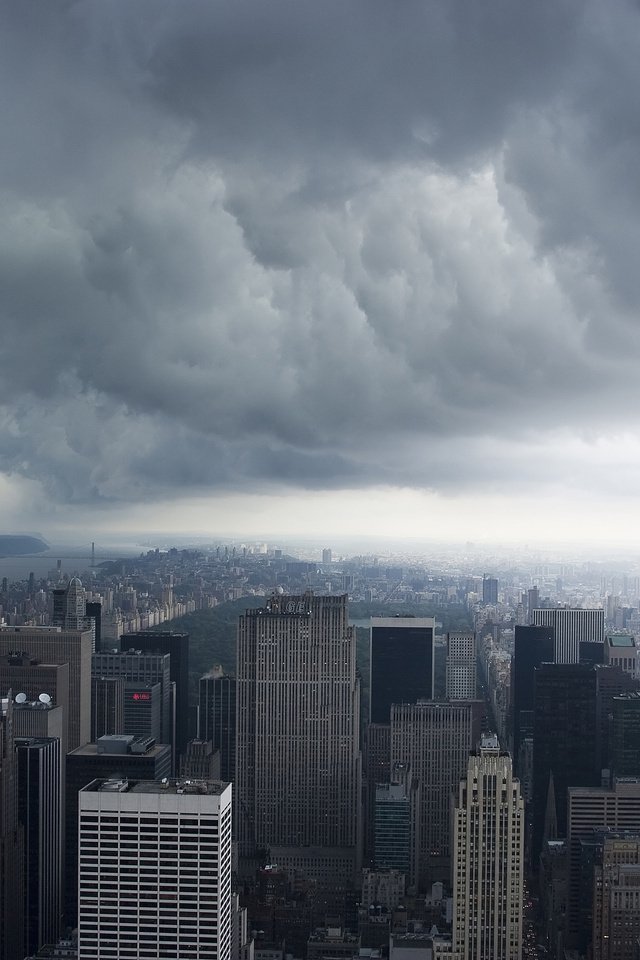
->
[77,778,232,960]
[451,736,524,960]
[236,593,361,882]
[390,700,484,888]
[15,736,62,956]
[532,608,604,665]
[369,618,435,724]
[0,627,92,751]
[446,632,477,700]
[532,662,599,866]
[199,671,236,783]
[567,780,640,949]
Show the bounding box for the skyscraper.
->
[482,576,499,605]
[52,577,86,631]
[92,652,172,752]
[0,696,25,960]
[199,670,236,783]
[77,777,232,960]
[446,631,477,700]
[373,783,411,874]
[592,834,640,960]
[65,736,172,925]
[123,632,190,758]
[532,662,599,866]
[390,699,484,888]
[236,593,361,886]
[369,617,435,724]
[511,624,554,771]
[451,735,524,960]
[567,780,640,949]
[533,608,604,664]
[0,627,92,751]
[15,736,62,955]
[0,657,70,757]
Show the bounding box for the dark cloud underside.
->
[1,0,639,507]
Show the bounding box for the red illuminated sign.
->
[132,693,151,700]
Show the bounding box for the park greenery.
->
[148,597,472,709]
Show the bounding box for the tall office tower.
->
[124,633,190,758]
[390,699,484,888]
[533,607,605,664]
[567,780,640,949]
[446,631,477,700]
[199,670,236,782]
[511,625,554,773]
[15,736,62,955]
[373,783,411,874]
[92,652,171,751]
[592,835,640,960]
[532,663,598,867]
[482,575,499,605]
[610,693,640,779]
[65,735,172,926]
[364,723,391,863]
[236,593,361,887]
[91,676,125,741]
[0,697,25,960]
[451,735,524,960]
[595,665,640,783]
[369,617,435,724]
[322,549,332,565]
[77,778,232,960]
[52,577,87,631]
[604,634,639,678]
[0,656,70,757]
[0,627,92,750]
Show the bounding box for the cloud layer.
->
[2,0,640,517]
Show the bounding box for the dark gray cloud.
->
[1,0,639,512]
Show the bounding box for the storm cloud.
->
[1,0,640,517]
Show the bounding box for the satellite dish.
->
[38,693,51,704]
[15,693,27,703]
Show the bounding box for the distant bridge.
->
[14,542,134,564]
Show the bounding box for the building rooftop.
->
[608,635,636,647]
[69,741,170,758]
[81,777,230,796]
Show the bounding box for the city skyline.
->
[1,2,640,546]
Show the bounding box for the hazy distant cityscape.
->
[1,536,640,957]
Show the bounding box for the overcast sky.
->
[2,0,640,546]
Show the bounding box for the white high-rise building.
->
[236,592,361,887]
[532,608,604,664]
[446,631,477,700]
[77,778,232,960]
[452,736,524,960]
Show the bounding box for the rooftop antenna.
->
[38,693,51,704]
[14,693,27,703]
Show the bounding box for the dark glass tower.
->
[482,576,498,604]
[199,671,236,782]
[611,692,640,778]
[532,662,598,866]
[15,737,62,955]
[369,617,435,724]
[511,625,554,771]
